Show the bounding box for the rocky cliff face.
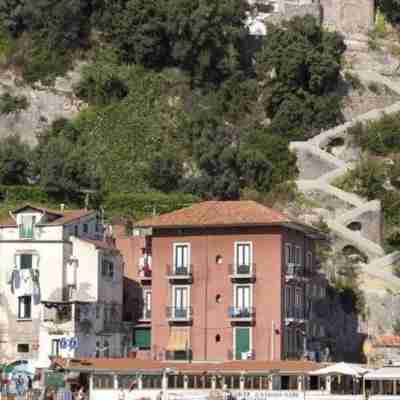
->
[0,63,86,146]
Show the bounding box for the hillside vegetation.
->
[0,0,346,219]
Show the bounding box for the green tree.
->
[256,15,346,139]
[377,0,400,25]
[0,135,32,185]
[35,118,99,199]
[98,0,248,86]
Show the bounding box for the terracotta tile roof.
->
[0,204,94,227]
[54,358,322,374]
[135,201,292,229]
[374,335,400,347]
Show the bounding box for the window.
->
[17,344,29,353]
[306,251,313,269]
[51,339,60,356]
[83,224,88,234]
[235,242,252,274]
[295,246,302,266]
[142,375,162,389]
[18,296,32,319]
[103,340,110,357]
[173,286,189,318]
[216,294,221,303]
[93,375,114,389]
[295,288,302,306]
[95,341,100,358]
[20,254,33,269]
[234,327,251,360]
[133,328,151,350]
[174,244,189,273]
[118,375,137,389]
[143,290,151,319]
[102,260,114,279]
[215,334,221,343]
[19,215,35,239]
[74,226,78,236]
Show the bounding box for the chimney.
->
[60,203,65,212]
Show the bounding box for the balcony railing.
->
[138,264,152,280]
[228,306,256,320]
[228,264,256,279]
[285,306,306,321]
[227,349,256,361]
[165,349,192,361]
[285,264,306,280]
[166,306,193,321]
[166,265,193,280]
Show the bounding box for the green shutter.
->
[134,329,151,349]
[235,327,250,360]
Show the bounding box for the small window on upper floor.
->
[83,224,89,234]
[294,246,302,266]
[19,215,36,239]
[20,254,33,269]
[102,259,115,280]
[17,343,29,353]
[306,251,313,270]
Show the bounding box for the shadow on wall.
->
[123,277,143,322]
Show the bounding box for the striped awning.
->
[166,328,189,351]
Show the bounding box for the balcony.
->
[166,265,193,282]
[285,306,306,324]
[285,264,306,282]
[229,264,256,281]
[137,264,152,283]
[166,306,193,322]
[228,306,256,322]
[227,349,256,361]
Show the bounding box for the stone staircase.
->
[290,70,400,294]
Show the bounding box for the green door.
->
[134,328,151,349]
[235,327,250,360]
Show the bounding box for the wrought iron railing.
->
[166,306,193,320]
[228,306,256,319]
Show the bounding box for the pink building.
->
[118,201,327,362]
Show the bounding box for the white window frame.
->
[172,285,191,309]
[173,243,191,273]
[17,213,37,239]
[143,288,152,311]
[233,283,253,309]
[233,240,253,273]
[285,243,291,265]
[295,287,302,306]
[233,326,252,360]
[295,246,302,266]
[17,296,32,320]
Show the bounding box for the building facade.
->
[120,201,328,363]
[0,204,127,365]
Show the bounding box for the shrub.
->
[0,92,28,114]
[344,71,363,91]
[367,82,381,94]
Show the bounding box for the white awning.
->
[365,367,400,380]
[309,362,369,377]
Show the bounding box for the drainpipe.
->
[204,229,208,361]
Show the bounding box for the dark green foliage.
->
[0,92,28,114]
[0,135,31,185]
[349,113,400,156]
[377,0,400,25]
[257,15,345,139]
[98,0,248,86]
[35,118,100,199]
[0,184,49,203]
[102,191,199,219]
[0,0,93,82]
[393,319,400,335]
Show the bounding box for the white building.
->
[0,204,128,366]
